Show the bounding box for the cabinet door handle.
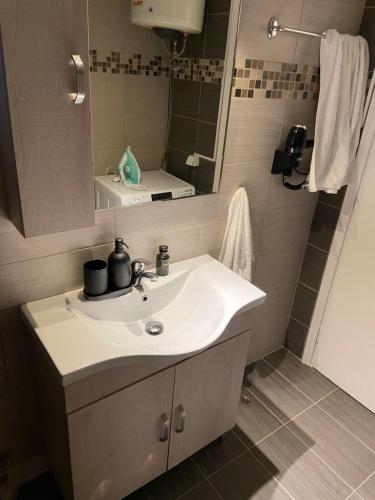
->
[159,413,170,442]
[176,404,186,433]
[71,54,85,104]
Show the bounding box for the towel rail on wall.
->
[267,17,327,40]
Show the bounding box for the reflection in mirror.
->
[89,0,237,209]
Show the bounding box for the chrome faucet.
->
[131,259,158,290]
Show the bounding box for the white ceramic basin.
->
[22,255,266,385]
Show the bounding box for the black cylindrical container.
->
[83,260,108,296]
[108,238,131,290]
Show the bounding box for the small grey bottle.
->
[156,245,170,276]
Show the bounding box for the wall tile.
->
[0,336,14,460]
[254,240,306,292]
[284,317,308,358]
[194,160,216,194]
[198,212,265,260]
[127,226,201,264]
[167,149,193,185]
[267,176,317,211]
[170,115,197,153]
[124,111,167,171]
[224,100,284,165]
[196,122,217,157]
[360,6,375,67]
[124,75,169,115]
[88,0,126,52]
[90,72,126,175]
[259,202,315,256]
[294,0,365,65]
[0,210,114,267]
[219,162,272,214]
[114,194,221,239]
[172,80,201,120]
[0,244,112,313]
[290,283,317,327]
[199,83,221,124]
[207,0,231,14]
[308,202,341,252]
[318,186,347,209]
[204,14,229,59]
[236,0,303,65]
[199,220,226,259]
[247,281,297,363]
[299,244,327,291]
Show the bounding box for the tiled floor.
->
[129,348,375,500]
[19,348,375,500]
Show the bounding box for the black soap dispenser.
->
[108,238,131,290]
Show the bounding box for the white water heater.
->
[131,0,206,34]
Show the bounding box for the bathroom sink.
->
[22,255,266,384]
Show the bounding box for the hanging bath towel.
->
[308,29,369,194]
[219,187,253,281]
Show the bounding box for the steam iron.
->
[117,146,142,185]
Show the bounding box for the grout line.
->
[317,199,342,211]
[289,315,310,329]
[284,423,356,494]
[190,454,226,499]
[242,386,338,449]
[171,113,217,127]
[248,446,296,499]
[346,470,375,500]
[260,358,316,403]
[317,404,375,456]
[175,478,207,500]
[306,241,329,254]
[245,387,286,425]
[200,449,248,480]
[241,389,355,493]
[297,280,319,293]
[199,427,295,500]
[243,354,371,495]
[261,356,340,405]
[282,345,306,363]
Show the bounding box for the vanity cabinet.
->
[168,334,248,468]
[68,368,175,500]
[64,333,249,499]
[0,0,94,237]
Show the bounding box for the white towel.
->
[219,187,253,281]
[308,30,369,194]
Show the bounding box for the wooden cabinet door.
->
[168,332,251,469]
[68,367,175,500]
[0,0,94,237]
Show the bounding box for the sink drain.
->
[145,320,164,336]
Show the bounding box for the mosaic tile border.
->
[172,58,224,84]
[89,50,169,76]
[232,59,320,100]
[89,50,224,84]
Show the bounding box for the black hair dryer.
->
[271,125,312,190]
[286,125,307,157]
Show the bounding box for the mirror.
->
[89,0,238,210]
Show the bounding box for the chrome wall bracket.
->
[267,17,326,40]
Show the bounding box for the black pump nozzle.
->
[115,237,129,252]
